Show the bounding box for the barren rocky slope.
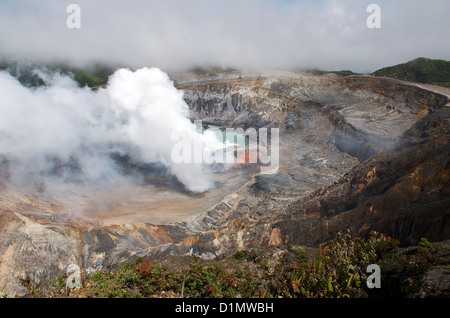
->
[0,70,449,296]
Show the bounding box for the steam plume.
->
[0,66,223,195]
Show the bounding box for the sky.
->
[0,0,449,73]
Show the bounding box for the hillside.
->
[373,57,450,87]
[304,69,360,77]
[0,59,115,88]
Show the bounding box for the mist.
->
[1,0,450,73]
[0,66,225,196]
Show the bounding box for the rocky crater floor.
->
[0,70,449,296]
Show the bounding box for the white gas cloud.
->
[0,67,224,194]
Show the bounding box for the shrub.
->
[234,250,246,261]
[20,231,431,298]
[418,237,434,253]
[269,231,429,298]
[296,248,309,264]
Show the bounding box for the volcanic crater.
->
[1,70,449,296]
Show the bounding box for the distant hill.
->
[3,57,450,88]
[372,57,450,87]
[0,59,116,88]
[304,69,360,77]
[57,63,115,88]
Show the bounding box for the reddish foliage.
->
[136,260,154,277]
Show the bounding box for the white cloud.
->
[0,67,224,194]
[0,0,449,72]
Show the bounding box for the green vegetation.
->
[188,65,238,75]
[418,237,435,253]
[372,57,450,87]
[19,231,443,298]
[305,69,361,77]
[1,61,46,87]
[55,63,115,88]
[0,59,116,88]
[0,59,8,70]
[233,250,246,260]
